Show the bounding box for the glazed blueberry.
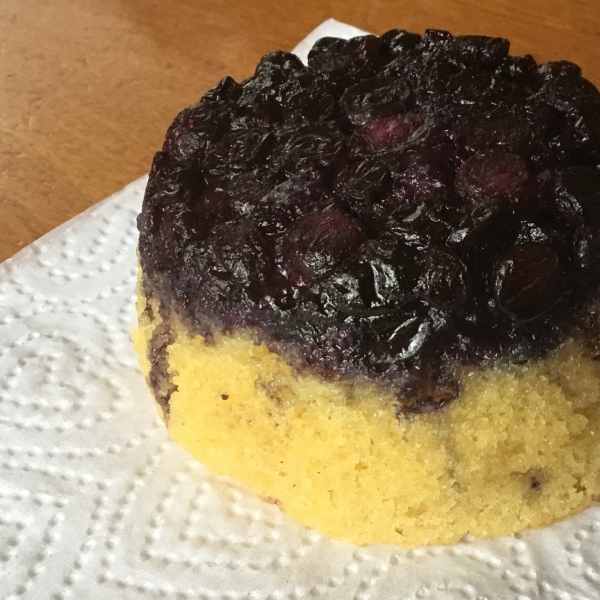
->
[335,157,392,221]
[455,152,534,208]
[139,29,600,412]
[493,243,563,320]
[281,207,367,283]
[368,302,432,361]
[420,246,469,309]
[554,166,600,227]
[361,112,425,149]
[340,77,411,125]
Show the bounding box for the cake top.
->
[138,29,600,412]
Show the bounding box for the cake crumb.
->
[263,496,283,510]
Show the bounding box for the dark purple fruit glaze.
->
[138,29,600,413]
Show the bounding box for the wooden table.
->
[0,0,598,263]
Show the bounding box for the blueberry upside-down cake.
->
[134,29,600,546]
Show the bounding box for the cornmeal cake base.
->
[134,289,600,547]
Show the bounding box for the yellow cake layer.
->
[134,289,600,546]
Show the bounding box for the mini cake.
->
[135,29,600,546]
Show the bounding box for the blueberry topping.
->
[493,243,563,320]
[139,29,600,413]
[282,208,367,283]
[456,151,533,208]
[361,113,425,149]
[341,77,411,125]
[420,246,469,309]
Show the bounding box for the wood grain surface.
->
[0,0,598,262]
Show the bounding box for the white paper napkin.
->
[1,19,600,600]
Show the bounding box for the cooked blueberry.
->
[255,52,305,77]
[310,39,384,90]
[420,246,469,309]
[340,77,411,125]
[318,260,372,316]
[380,29,421,54]
[235,77,286,126]
[281,77,336,122]
[184,220,272,304]
[539,69,600,154]
[149,154,194,197]
[390,150,454,211]
[538,61,582,81]
[368,302,431,360]
[301,321,361,373]
[255,172,325,236]
[282,131,344,173]
[361,113,426,149]
[456,151,534,208]
[342,35,384,60]
[201,76,242,107]
[496,54,538,90]
[197,183,233,224]
[348,159,392,200]
[419,29,455,54]
[365,251,408,308]
[447,200,513,250]
[572,226,596,270]
[139,29,600,413]
[454,35,510,68]
[307,37,346,70]
[357,237,418,311]
[449,70,506,106]
[554,167,600,228]
[493,243,563,319]
[336,158,392,220]
[463,104,564,166]
[226,173,274,218]
[206,129,275,176]
[281,208,367,283]
[163,105,229,163]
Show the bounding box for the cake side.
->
[135,28,600,546]
[134,286,600,546]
